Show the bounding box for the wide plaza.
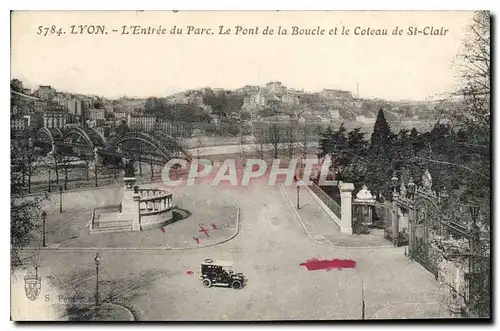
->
[12,174,449,321]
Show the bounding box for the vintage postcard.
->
[10,10,491,321]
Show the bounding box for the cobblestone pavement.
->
[13,180,449,321]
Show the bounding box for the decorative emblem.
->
[24,273,42,301]
[422,169,433,190]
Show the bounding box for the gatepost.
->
[339,182,355,234]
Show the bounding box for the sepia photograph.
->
[9,10,491,321]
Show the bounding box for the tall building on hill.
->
[265,81,286,93]
[36,85,57,100]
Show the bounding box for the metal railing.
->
[309,182,341,218]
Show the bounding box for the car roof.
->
[202,259,233,267]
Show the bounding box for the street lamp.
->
[440,186,449,200]
[41,210,47,247]
[59,186,63,213]
[470,204,480,225]
[94,253,101,306]
[439,186,449,206]
[48,168,52,193]
[297,182,301,210]
[391,173,398,196]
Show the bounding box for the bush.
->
[370,218,385,229]
[353,222,370,235]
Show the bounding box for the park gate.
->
[409,196,441,278]
[374,169,487,316]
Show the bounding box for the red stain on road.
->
[192,237,200,244]
[161,227,166,233]
[211,223,218,230]
[186,271,193,275]
[300,258,356,271]
[199,226,210,237]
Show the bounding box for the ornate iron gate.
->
[409,197,440,278]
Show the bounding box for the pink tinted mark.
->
[211,223,219,230]
[192,237,200,244]
[161,227,166,233]
[199,226,210,237]
[186,271,193,275]
[299,258,356,271]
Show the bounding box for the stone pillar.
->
[408,209,415,254]
[339,182,355,234]
[392,202,400,246]
[132,193,141,231]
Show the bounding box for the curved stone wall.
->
[137,188,174,230]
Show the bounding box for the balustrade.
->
[137,188,173,214]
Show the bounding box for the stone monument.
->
[89,157,174,234]
[121,159,141,230]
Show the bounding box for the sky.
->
[11,11,474,101]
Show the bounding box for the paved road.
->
[12,180,448,321]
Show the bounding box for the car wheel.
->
[232,280,242,290]
[202,279,212,288]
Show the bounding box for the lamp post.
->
[391,173,399,198]
[94,253,101,306]
[41,210,47,247]
[440,186,449,203]
[59,186,63,213]
[297,183,300,210]
[470,204,480,225]
[48,168,51,193]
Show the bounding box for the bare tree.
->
[453,11,490,134]
[58,154,80,191]
[298,124,310,161]
[89,151,105,187]
[268,123,282,159]
[239,130,248,166]
[424,11,490,182]
[254,126,268,160]
[283,124,297,160]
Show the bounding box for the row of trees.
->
[318,109,489,200]
[247,123,322,162]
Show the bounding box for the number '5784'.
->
[37,25,64,36]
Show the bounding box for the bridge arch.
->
[37,127,63,144]
[106,131,192,163]
[64,127,106,150]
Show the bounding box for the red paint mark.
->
[199,226,210,237]
[186,270,193,275]
[192,237,200,244]
[161,227,166,233]
[211,223,218,230]
[299,258,356,271]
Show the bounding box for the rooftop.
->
[202,258,233,267]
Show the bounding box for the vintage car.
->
[200,258,246,289]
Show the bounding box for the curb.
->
[18,204,240,252]
[369,301,452,319]
[279,184,395,250]
[58,302,135,321]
